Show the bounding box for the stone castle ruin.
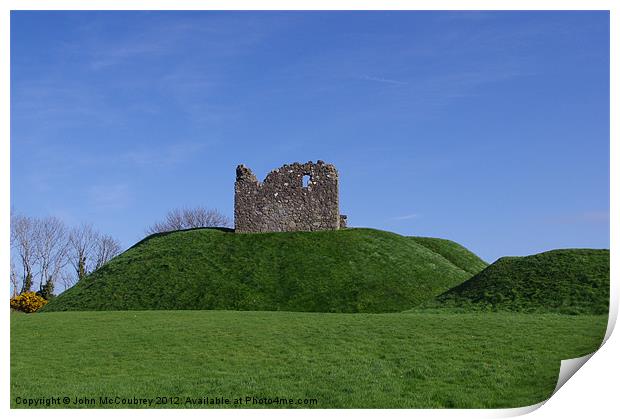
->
[234,161,347,233]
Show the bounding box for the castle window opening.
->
[302,175,311,188]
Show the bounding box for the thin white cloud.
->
[582,211,610,222]
[89,40,172,70]
[391,213,420,221]
[120,141,209,167]
[436,11,496,22]
[88,183,131,210]
[357,74,409,85]
[545,211,610,225]
[71,14,280,71]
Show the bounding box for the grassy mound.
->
[43,228,486,313]
[408,237,488,275]
[436,249,609,314]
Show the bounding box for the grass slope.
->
[43,228,482,313]
[408,237,488,275]
[11,310,606,408]
[436,249,610,314]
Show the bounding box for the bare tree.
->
[10,260,19,298]
[68,223,99,282]
[94,234,122,270]
[12,211,123,295]
[60,270,78,291]
[146,207,231,234]
[10,214,37,293]
[185,207,231,229]
[34,216,69,299]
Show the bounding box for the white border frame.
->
[2,2,616,418]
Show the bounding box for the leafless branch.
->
[68,223,99,281]
[10,213,37,293]
[94,234,122,270]
[10,260,19,298]
[34,216,69,295]
[146,207,231,234]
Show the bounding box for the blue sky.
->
[11,11,609,262]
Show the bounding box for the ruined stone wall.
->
[234,161,346,233]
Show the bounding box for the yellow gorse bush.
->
[10,292,48,313]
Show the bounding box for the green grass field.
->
[11,310,607,408]
[16,229,610,408]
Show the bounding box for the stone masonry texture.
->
[234,160,346,233]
